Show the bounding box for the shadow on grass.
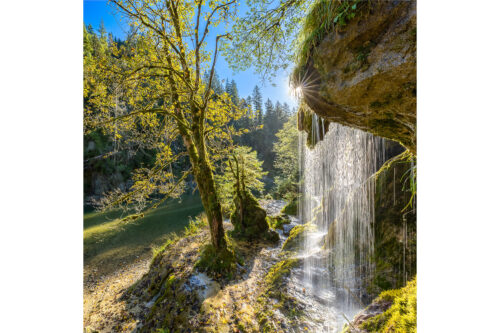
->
[84,195,204,280]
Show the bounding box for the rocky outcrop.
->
[294,0,416,153]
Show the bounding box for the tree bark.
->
[193,154,227,251]
[176,110,227,252]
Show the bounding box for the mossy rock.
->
[264,258,300,290]
[293,0,416,153]
[256,258,303,332]
[281,198,298,216]
[282,223,317,251]
[267,214,291,231]
[230,189,271,240]
[297,104,330,149]
[342,278,416,333]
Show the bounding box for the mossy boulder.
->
[281,197,298,216]
[293,0,416,153]
[282,223,317,251]
[230,190,268,236]
[267,214,291,231]
[230,189,278,242]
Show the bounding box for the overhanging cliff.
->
[294,0,416,153]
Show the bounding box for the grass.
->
[84,195,204,278]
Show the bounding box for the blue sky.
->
[83,0,297,109]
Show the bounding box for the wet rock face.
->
[296,0,416,153]
[370,151,416,294]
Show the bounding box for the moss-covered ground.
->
[342,277,417,333]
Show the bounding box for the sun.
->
[288,84,303,99]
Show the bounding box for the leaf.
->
[352,4,357,10]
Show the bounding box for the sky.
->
[83,0,298,109]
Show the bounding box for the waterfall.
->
[298,120,385,332]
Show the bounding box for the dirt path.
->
[84,256,150,332]
[199,239,283,332]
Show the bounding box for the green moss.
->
[282,223,317,251]
[295,0,364,69]
[195,242,238,279]
[361,278,416,333]
[256,258,303,332]
[281,198,298,215]
[265,258,299,288]
[267,214,291,230]
[230,189,271,240]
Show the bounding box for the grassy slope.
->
[84,195,204,279]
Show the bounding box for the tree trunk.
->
[176,111,227,252]
[193,155,227,251]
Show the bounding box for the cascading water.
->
[296,117,386,332]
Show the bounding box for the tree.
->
[215,146,271,239]
[224,0,311,78]
[215,146,266,216]
[252,85,263,125]
[85,0,242,253]
[273,113,299,199]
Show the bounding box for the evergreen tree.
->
[229,79,239,104]
[283,102,291,118]
[252,86,263,125]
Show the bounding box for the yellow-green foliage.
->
[282,223,317,251]
[361,278,417,333]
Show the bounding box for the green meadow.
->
[84,195,204,278]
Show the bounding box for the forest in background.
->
[84,23,298,207]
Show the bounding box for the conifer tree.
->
[252,85,263,125]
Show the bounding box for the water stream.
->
[294,118,386,332]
